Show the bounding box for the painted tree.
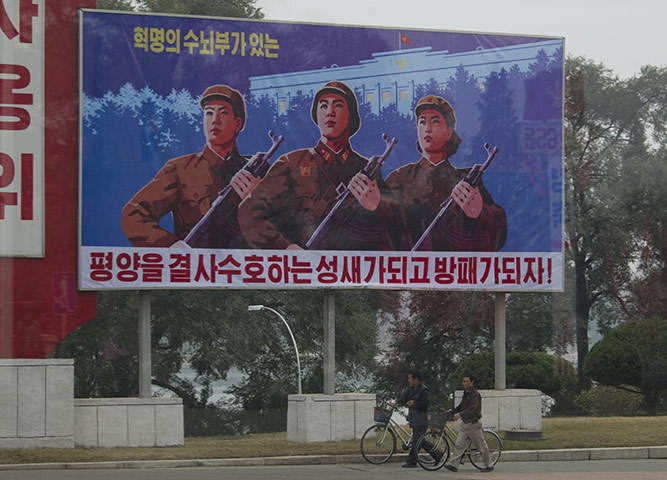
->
[97,0,264,18]
[474,69,519,154]
[444,65,482,161]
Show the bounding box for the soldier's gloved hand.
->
[169,240,191,249]
[349,173,381,211]
[452,180,482,218]
[231,169,261,200]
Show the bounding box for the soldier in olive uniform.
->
[238,81,407,251]
[121,85,260,248]
[386,95,507,251]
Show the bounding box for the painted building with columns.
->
[249,39,562,116]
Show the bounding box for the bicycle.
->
[414,411,502,471]
[359,406,435,465]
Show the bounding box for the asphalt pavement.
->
[0,445,666,473]
[1,459,667,480]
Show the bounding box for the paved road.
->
[1,460,666,480]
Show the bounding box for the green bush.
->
[184,406,287,436]
[575,385,643,416]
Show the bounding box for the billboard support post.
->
[494,292,506,390]
[138,291,152,398]
[323,292,335,395]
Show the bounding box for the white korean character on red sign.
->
[0,0,38,43]
[0,0,44,257]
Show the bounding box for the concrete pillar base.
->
[287,393,375,442]
[454,388,542,433]
[0,359,74,449]
[74,397,184,447]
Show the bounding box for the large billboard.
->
[79,10,564,291]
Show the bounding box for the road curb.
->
[0,447,665,471]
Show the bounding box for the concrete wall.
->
[454,389,542,432]
[0,359,185,449]
[0,359,74,448]
[74,397,184,447]
[287,393,374,442]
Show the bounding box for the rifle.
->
[305,134,397,250]
[184,131,284,248]
[412,143,499,252]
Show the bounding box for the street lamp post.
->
[247,305,302,395]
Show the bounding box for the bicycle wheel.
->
[468,430,502,469]
[415,430,450,471]
[360,423,397,464]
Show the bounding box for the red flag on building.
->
[400,33,412,46]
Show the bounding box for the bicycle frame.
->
[376,411,413,450]
[432,413,502,466]
[429,414,475,462]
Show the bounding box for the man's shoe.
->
[480,466,494,472]
[444,464,458,472]
[402,463,417,468]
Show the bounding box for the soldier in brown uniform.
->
[385,95,507,251]
[238,81,407,251]
[121,85,260,248]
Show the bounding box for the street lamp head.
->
[247,305,265,312]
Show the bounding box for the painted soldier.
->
[121,84,260,248]
[238,81,407,251]
[386,95,507,251]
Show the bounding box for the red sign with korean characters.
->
[0,0,43,256]
[0,0,97,358]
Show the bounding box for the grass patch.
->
[502,416,667,451]
[1,417,666,465]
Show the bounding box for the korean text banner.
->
[1,0,45,257]
[79,10,564,291]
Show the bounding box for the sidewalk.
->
[1,446,666,471]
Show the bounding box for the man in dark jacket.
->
[444,374,493,472]
[390,371,430,468]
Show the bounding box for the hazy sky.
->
[259,0,666,78]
